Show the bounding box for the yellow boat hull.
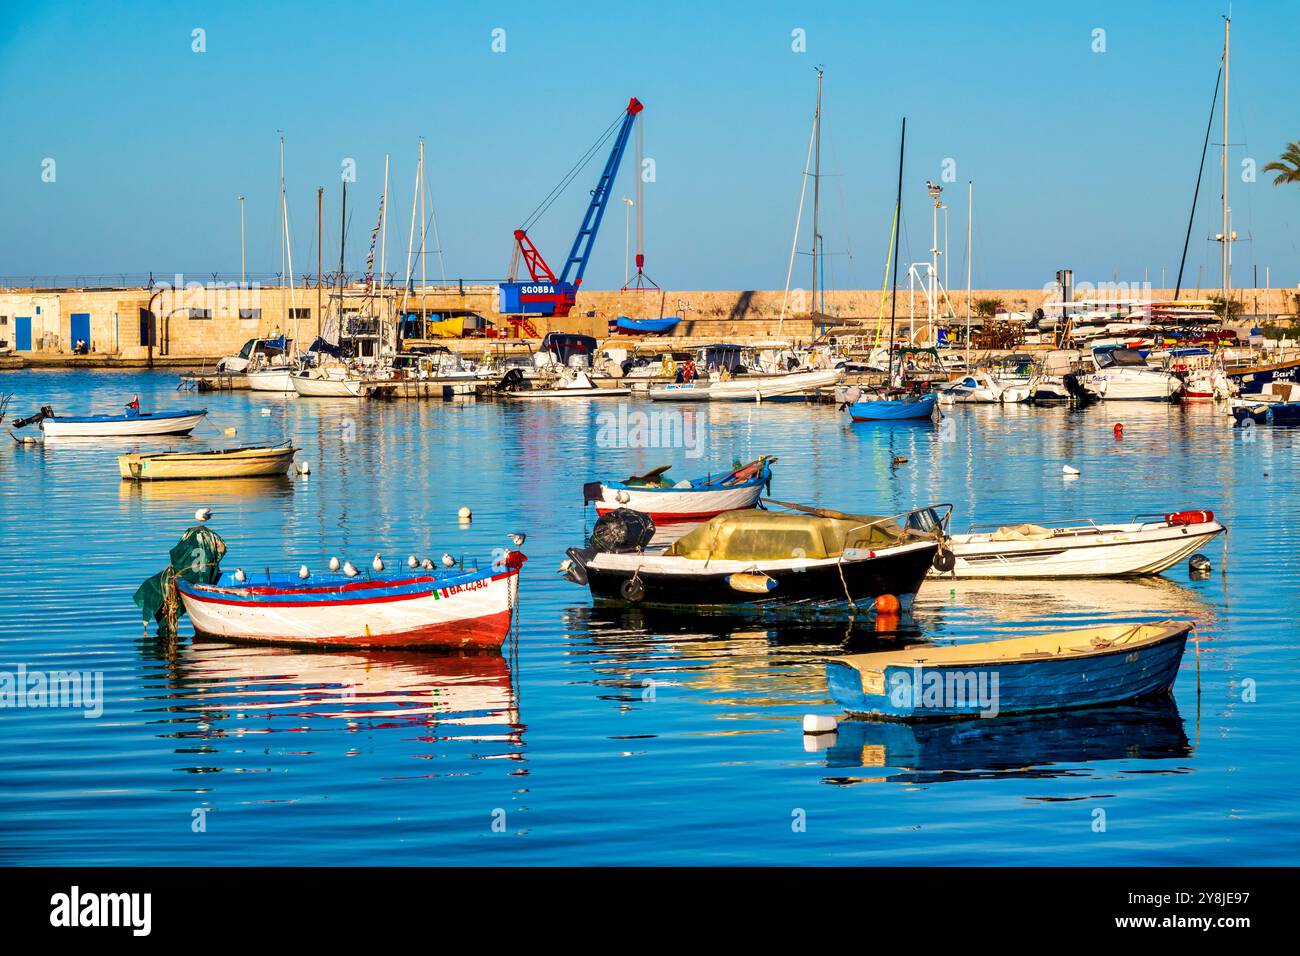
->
[118,445,296,480]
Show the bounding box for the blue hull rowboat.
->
[609,316,681,335]
[1232,402,1300,426]
[849,392,937,421]
[825,620,1191,719]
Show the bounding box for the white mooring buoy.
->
[802,714,839,735]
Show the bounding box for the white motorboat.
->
[246,364,298,393]
[502,369,629,399]
[647,367,842,402]
[937,371,1030,405]
[940,510,1223,578]
[14,404,208,439]
[1083,347,1181,401]
[291,366,366,398]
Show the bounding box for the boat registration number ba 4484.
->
[439,578,490,598]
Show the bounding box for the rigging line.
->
[780,106,819,324]
[1176,65,1222,299]
[518,109,626,232]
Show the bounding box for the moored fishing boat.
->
[825,620,1193,719]
[941,510,1223,578]
[608,316,682,335]
[13,403,207,438]
[647,367,842,402]
[845,389,937,421]
[584,456,775,523]
[561,501,950,609]
[290,366,366,397]
[499,369,629,399]
[136,523,526,649]
[118,443,296,480]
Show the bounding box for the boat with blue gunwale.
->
[847,391,937,421]
[825,620,1192,720]
[12,404,207,438]
[584,456,775,524]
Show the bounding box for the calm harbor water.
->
[0,368,1296,865]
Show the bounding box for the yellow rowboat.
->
[118,444,297,481]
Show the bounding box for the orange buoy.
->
[875,593,901,614]
[1113,422,1124,438]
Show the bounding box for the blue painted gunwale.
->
[826,625,1190,719]
[178,564,502,607]
[50,408,207,423]
[602,460,773,494]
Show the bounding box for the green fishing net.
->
[132,526,227,633]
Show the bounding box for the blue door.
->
[15,316,32,351]
[70,312,91,350]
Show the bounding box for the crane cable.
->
[518,108,627,233]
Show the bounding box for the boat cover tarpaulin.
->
[133,526,227,631]
[664,510,904,561]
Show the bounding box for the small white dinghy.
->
[502,369,629,398]
[11,402,208,439]
[940,509,1224,578]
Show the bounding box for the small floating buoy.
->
[892,456,908,465]
[1062,465,1080,476]
[875,593,901,614]
[343,561,358,577]
[233,567,246,583]
[1113,422,1124,438]
[194,507,212,523]
[458,506,472,520]
[328,556,341,572]
[371,554,384,573]
[224,427,238,437]
[1189,553,1212,575]
[260,408,272,416]
[441,553,456,568]
[407,554,419,569]
[802,713,839,735]
[298,564,310,580]
[296,461,310,475]
[728,572,777,594]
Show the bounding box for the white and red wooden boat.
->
[584,456,776,524]
[176,553,526,650]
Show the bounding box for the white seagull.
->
[441,553,456,568]
[343,561,359,578]
[298,565,310,580]
[233,567,246,583]
[372,554,384,573]
[508,532,527,547]
[329,556,341,572]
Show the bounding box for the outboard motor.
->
[1062,372,1094,406]
[493,368,527,392]
[12,405,53,428]
[590,508,656,553]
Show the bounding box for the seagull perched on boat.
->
[407,555,419,569]
[329,556,341,572]
[195,508,212,524]
[508,532,527,547]
[441,553,456,568]
[421,557,435,571]
[233,567,246,583]
[372,554,384,573]
[343,561,358,578]
[298,565,310,580]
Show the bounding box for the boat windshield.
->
[1096,347,1148,368]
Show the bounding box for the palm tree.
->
[1263,141,1300,186]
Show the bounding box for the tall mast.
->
[338,178,347,350]
[419,139,427,300]
[811,67,823,314]
[280,136,297,351]
[1221,14,1231,299]
[966,180,972,370]
[279,136,285,284]
[887,118,906,388]
[316,186,323,339]
[401,141,420,317]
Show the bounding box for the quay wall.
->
[1,283,1296,364]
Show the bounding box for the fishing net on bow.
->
[132,526,227,636]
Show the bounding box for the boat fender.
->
[802,714,838,735]
[932,548,956,573]
[727,572,777,594]
[1166,509,1213,527]
[620,576,646,602]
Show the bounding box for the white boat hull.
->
[648,368,842,401]
[291,374,364,397]
[246,368,297,392]
[943,519,1223,578]
[594,482,763,522]
[1085,371,1181,401]
[41,411,208,438]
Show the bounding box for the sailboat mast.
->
[419,139,427,300]
[887,118,906,387]
[966,180,972,369]
[380,153,389,346]
[1221,14,1230,299]
[338,178,347,352]
[280,136,297,351]
[811,68,822,314]
[279,136,286,285]
[316,186,323,339]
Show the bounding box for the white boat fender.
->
[802,714,839,735]
[1062,465,1080,475]
[328,556,341,572]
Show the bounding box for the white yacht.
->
[1083,347,1181,401]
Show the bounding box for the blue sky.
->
[1,0,1297,290]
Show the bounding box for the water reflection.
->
[118,474,296,503]
[822,698,1192,786]
[144,640,523,753]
